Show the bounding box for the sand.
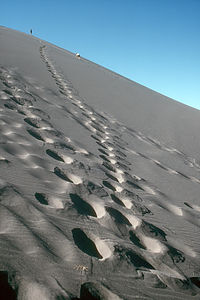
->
[0,26,200,299]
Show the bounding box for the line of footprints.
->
[0,44,199,297]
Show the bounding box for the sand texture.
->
[0,26,200,299]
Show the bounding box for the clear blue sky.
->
[1,0,200,110]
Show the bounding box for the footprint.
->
[24,117,40,128]
[96,141,107,149]
[90,123,105,134]
[184,202,193,209]
[129,231,146,249]
[3,81,12,89]
[4,102,17,111]
[84,181,108,197]
[110,194,125,206]
[35,192,48,205]
[0,271,17,300]
[91,134,101,143]
[72,228,103,259]
[69,193,97,217]
[141,221,167,242]
[116,162,131,171]
[27,128,45,141]
[115,155,131,166]
[54,141,76,153]
[167,245,185,263]
[12,97,33,107]
[177,171,190,180]
[138,152,149,160]
[113,142,127,151]
[190,277,200,288]
[114,245,155,269]
[153,160,169,171]
[132,201,152,216]
[2,89,12,96]
[0,158,10,165]
[105,172,119,183]
[102,180,116,191]
[0,185,23,206]
[80,282,121,300]
[126,179,143,190]
[116,149,127,158]
[29,107,50,119]
[99,155,112,163]
[102,161,116,173]
[98,148,110,157]
[106,207,131,225]
[46,149,65,162]
[54,167,73,183]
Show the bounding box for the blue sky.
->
[1,0,200,110]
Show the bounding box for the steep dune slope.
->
[0,26,200,299]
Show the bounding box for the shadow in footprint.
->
[3,82,12,89]
[0,159,10,165]
[132,202,152,216]
[46,149,64,162]
[4,102,17,110]
[55,142,76,153]
[115,155,131,166]
[184,202,193,209]
[129,231,146,249]
[110,194,125,206]
[114,245,154,269]
[24,118,40,128]
[3,89,12,96]
[72,228,102,259]
[141,221,167,241]
[177,172,190,180]
[167,245,185,263]
[86,181,108,197]
[96,141,107,149]
[54,167,73,183]
[27,128,45,141]
[116,150,127,158]
[126,180,143,190]
[35,193,48,205]
[0,271,17,300]
[91,124,104,134]
[29,107,50,119]
[105,172,118,182]
[114,142,127,151]
[98,148,109,157]
[99,155,110,163]
[12,97,32,106]
[116,162,131,171]
[106,207,131,225]
[190,277,200,288]
[69,193,97,217]
[91,135,101,142]
[102,180,116,191]
[102,162,116,173]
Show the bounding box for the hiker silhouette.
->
[30,29,32,35]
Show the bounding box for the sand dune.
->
[0,26,200,299]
